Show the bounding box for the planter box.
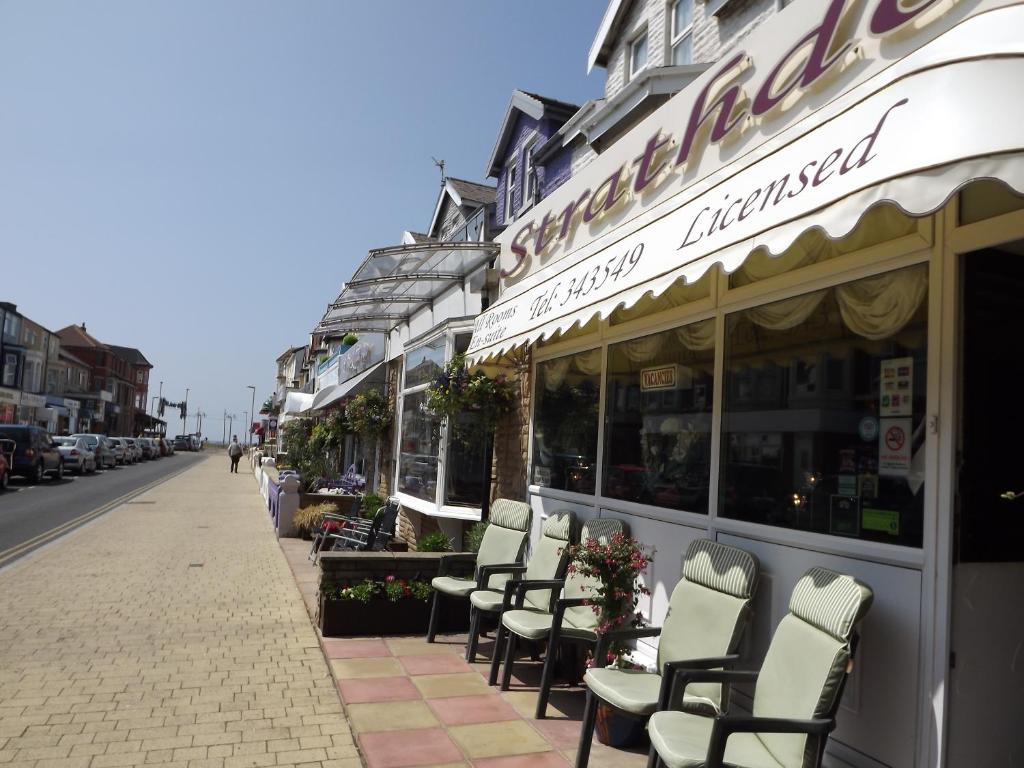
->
[319,595,430,636]
[318,591,469,637]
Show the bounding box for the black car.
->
[0,425,64,483]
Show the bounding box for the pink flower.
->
[385,575,395,583]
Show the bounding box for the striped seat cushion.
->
[788,567,874,641]
[681,539,759,599]
[489,498,531,532]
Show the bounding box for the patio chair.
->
[425,498,532,645]
[576,539,760,768]
[309,508,369,562]
[647,567,873,768]
[490,518,627,719]
[327,497,400,552]
[465,510,576,664]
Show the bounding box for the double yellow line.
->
[0,459,202,569]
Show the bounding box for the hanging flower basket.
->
[426,353,515,430]
[345,388,392,437]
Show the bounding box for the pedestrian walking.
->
[228,435,243,473]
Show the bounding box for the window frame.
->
[504,162,518,225]
[528,212,935,566]
[520,135,539,216]
[393,323,484,520]
[628,28,649,81]
[669,0,694,66]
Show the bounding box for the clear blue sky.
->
[2,1,605,437]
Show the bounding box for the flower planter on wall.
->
[319,595,430,636]
[318,593,469,637]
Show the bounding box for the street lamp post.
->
[246,385,256,447]
[182,388,190,436]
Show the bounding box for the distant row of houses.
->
[0,302,157,435]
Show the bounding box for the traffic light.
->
[180,402,187,420]
[158,398,165,417]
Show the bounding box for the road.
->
[0,451,209,567]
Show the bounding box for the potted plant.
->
[567,532,653,747]
[319,575,434,636]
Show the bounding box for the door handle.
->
[999,490,1024,501]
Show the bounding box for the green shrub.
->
[360,492,385,518]
[418,531,453,552]
[464,521,489,553]
[342,333,359,346]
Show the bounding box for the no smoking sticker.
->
[879,418,911,476]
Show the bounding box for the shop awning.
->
[317,241,498,335]
[311,361,386,412]
[281,391,315,417]
[467,3,1024,362]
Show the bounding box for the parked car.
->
[124,438,142,463]
[53,436,97,475]
[138,438,158,460]
[164,438,175,455]
[0,425,64,483]
[0,438,13,491]
[106,437,128,465]
[173,435,191,451]
[155,437,169,456]
[189,435,201,452]
[72,433,116,469]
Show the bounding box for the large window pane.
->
[444,410,486,506]
[405,336,446,388]
[720,264,928,546]
[398,391,440,502]
[532,350,601,493]
[603,320,714,512]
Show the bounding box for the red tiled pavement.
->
[337,675,422,703]
[323,637,392,658]
[531,717,588,749]
[400,653,476,675]
[359,726,463,768]
[427,693,521,726]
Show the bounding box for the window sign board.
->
[879,417,912,476]
[640,364,691,391]
[880,357,913,416]
[830,495,861,537]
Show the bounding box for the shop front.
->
[467,1,1024,764]
[0,387,20,424]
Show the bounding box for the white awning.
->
[468,3,1024,362]
[282,391,315,416]
[317,240,498,335]
[311,361,386,412]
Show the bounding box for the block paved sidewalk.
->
[0,455,359,768]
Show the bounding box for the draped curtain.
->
[835,264,928,340]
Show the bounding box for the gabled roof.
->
[588,0,635,73]
[427,177,496,239]
[485,90,581,177]
[402,231,435,245]
[57,324,105,349]
[106,345,152,368]
[275,345,306,363]
[446,178,496,206]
